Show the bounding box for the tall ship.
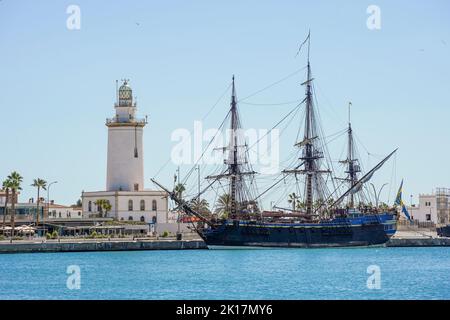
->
[153,35,398,248]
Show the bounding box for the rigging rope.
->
[240,99,304,106]
[237,66,307,102]
[151,82,232,180]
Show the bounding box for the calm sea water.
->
[0,247,449,300]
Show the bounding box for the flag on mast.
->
[295,31,311,57]
[394,179,412,221]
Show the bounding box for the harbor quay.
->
[0,238,207,254]
[0,229,449,254]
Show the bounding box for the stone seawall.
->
[0,240,207,254]
[387,238,450,247]
[2,238,450,253]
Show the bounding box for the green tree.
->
[1,179,13,231]
[94,199,112,218]
[190,198,211,215]
[174,183,186,199]
[8,171,23,237]
[296,201,306,211]
[71,199,82,208]
[326,197,335,207]
[215,194,231,217]
[288,193,300,211]
[313,199,324,210]
[379,202,389,210]
[31,178,47,227]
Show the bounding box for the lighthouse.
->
[106,80,146,192]
[81,79,168,226]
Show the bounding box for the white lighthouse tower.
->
[106,80,146,192]
[81,79,168,227]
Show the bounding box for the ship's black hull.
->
[437,225,450,237]
[201,220,390,248]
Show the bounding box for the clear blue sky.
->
[1,0,449,206]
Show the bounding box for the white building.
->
[82,80,168,224]
[409,188,450,225]
[47,203,82,219]
[82,191,167,223]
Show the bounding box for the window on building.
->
[134,184,139,191]
[152,200,157,211]
[128,216,133,221]
[152,216,157,223]
[59,212,61,218]
[140,200,145,211]
[88,201,92,212]
[140,216,145,222]
[120,217,124,221]
[128,199,133,211]
[426,214,431,221]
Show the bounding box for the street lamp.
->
[45,181,58,235]
[370,183,388,208]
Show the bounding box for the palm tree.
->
[8,171,23,237]
[31,178,47,227]
[296,200,306,211]
[288,193,299,211]
[2,179,13,231]
[326,197,335,207]
[379,202,389,210]
[103,202,112,217]
[215,194,231,218]
[190,198,210,215]
[313,199,324,210]
[174,183,186,199]
[94,199,112,218]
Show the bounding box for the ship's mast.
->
[205,76,257,220]
[283,34,330,217]
[303,43,315,215]
[344,102,360,207]
[229,76,239,218]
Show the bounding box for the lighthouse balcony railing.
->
[106,116,147,125]
[114,102,137,108]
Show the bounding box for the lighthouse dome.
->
[118,80,133,106]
